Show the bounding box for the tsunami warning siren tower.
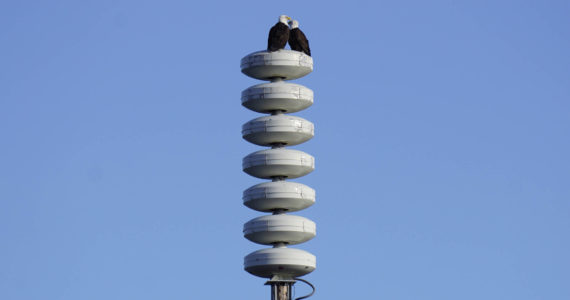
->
[240,49,316,300]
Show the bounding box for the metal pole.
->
[271,282,293,300]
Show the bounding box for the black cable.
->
[294,278,315,300]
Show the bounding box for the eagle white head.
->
[279,15,291,25]
[289,19,299,29]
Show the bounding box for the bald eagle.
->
[288,20,311,56]
[267,15,291,52]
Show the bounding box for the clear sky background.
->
[1,1,569,299]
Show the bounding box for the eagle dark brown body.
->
[267,22,290,52]
[289,27,311,56]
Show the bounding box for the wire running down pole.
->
[294,278,315,300]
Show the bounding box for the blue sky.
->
[1,1,569,299]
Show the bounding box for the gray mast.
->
[240,49,316,300]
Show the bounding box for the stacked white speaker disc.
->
[241,50,316,281]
